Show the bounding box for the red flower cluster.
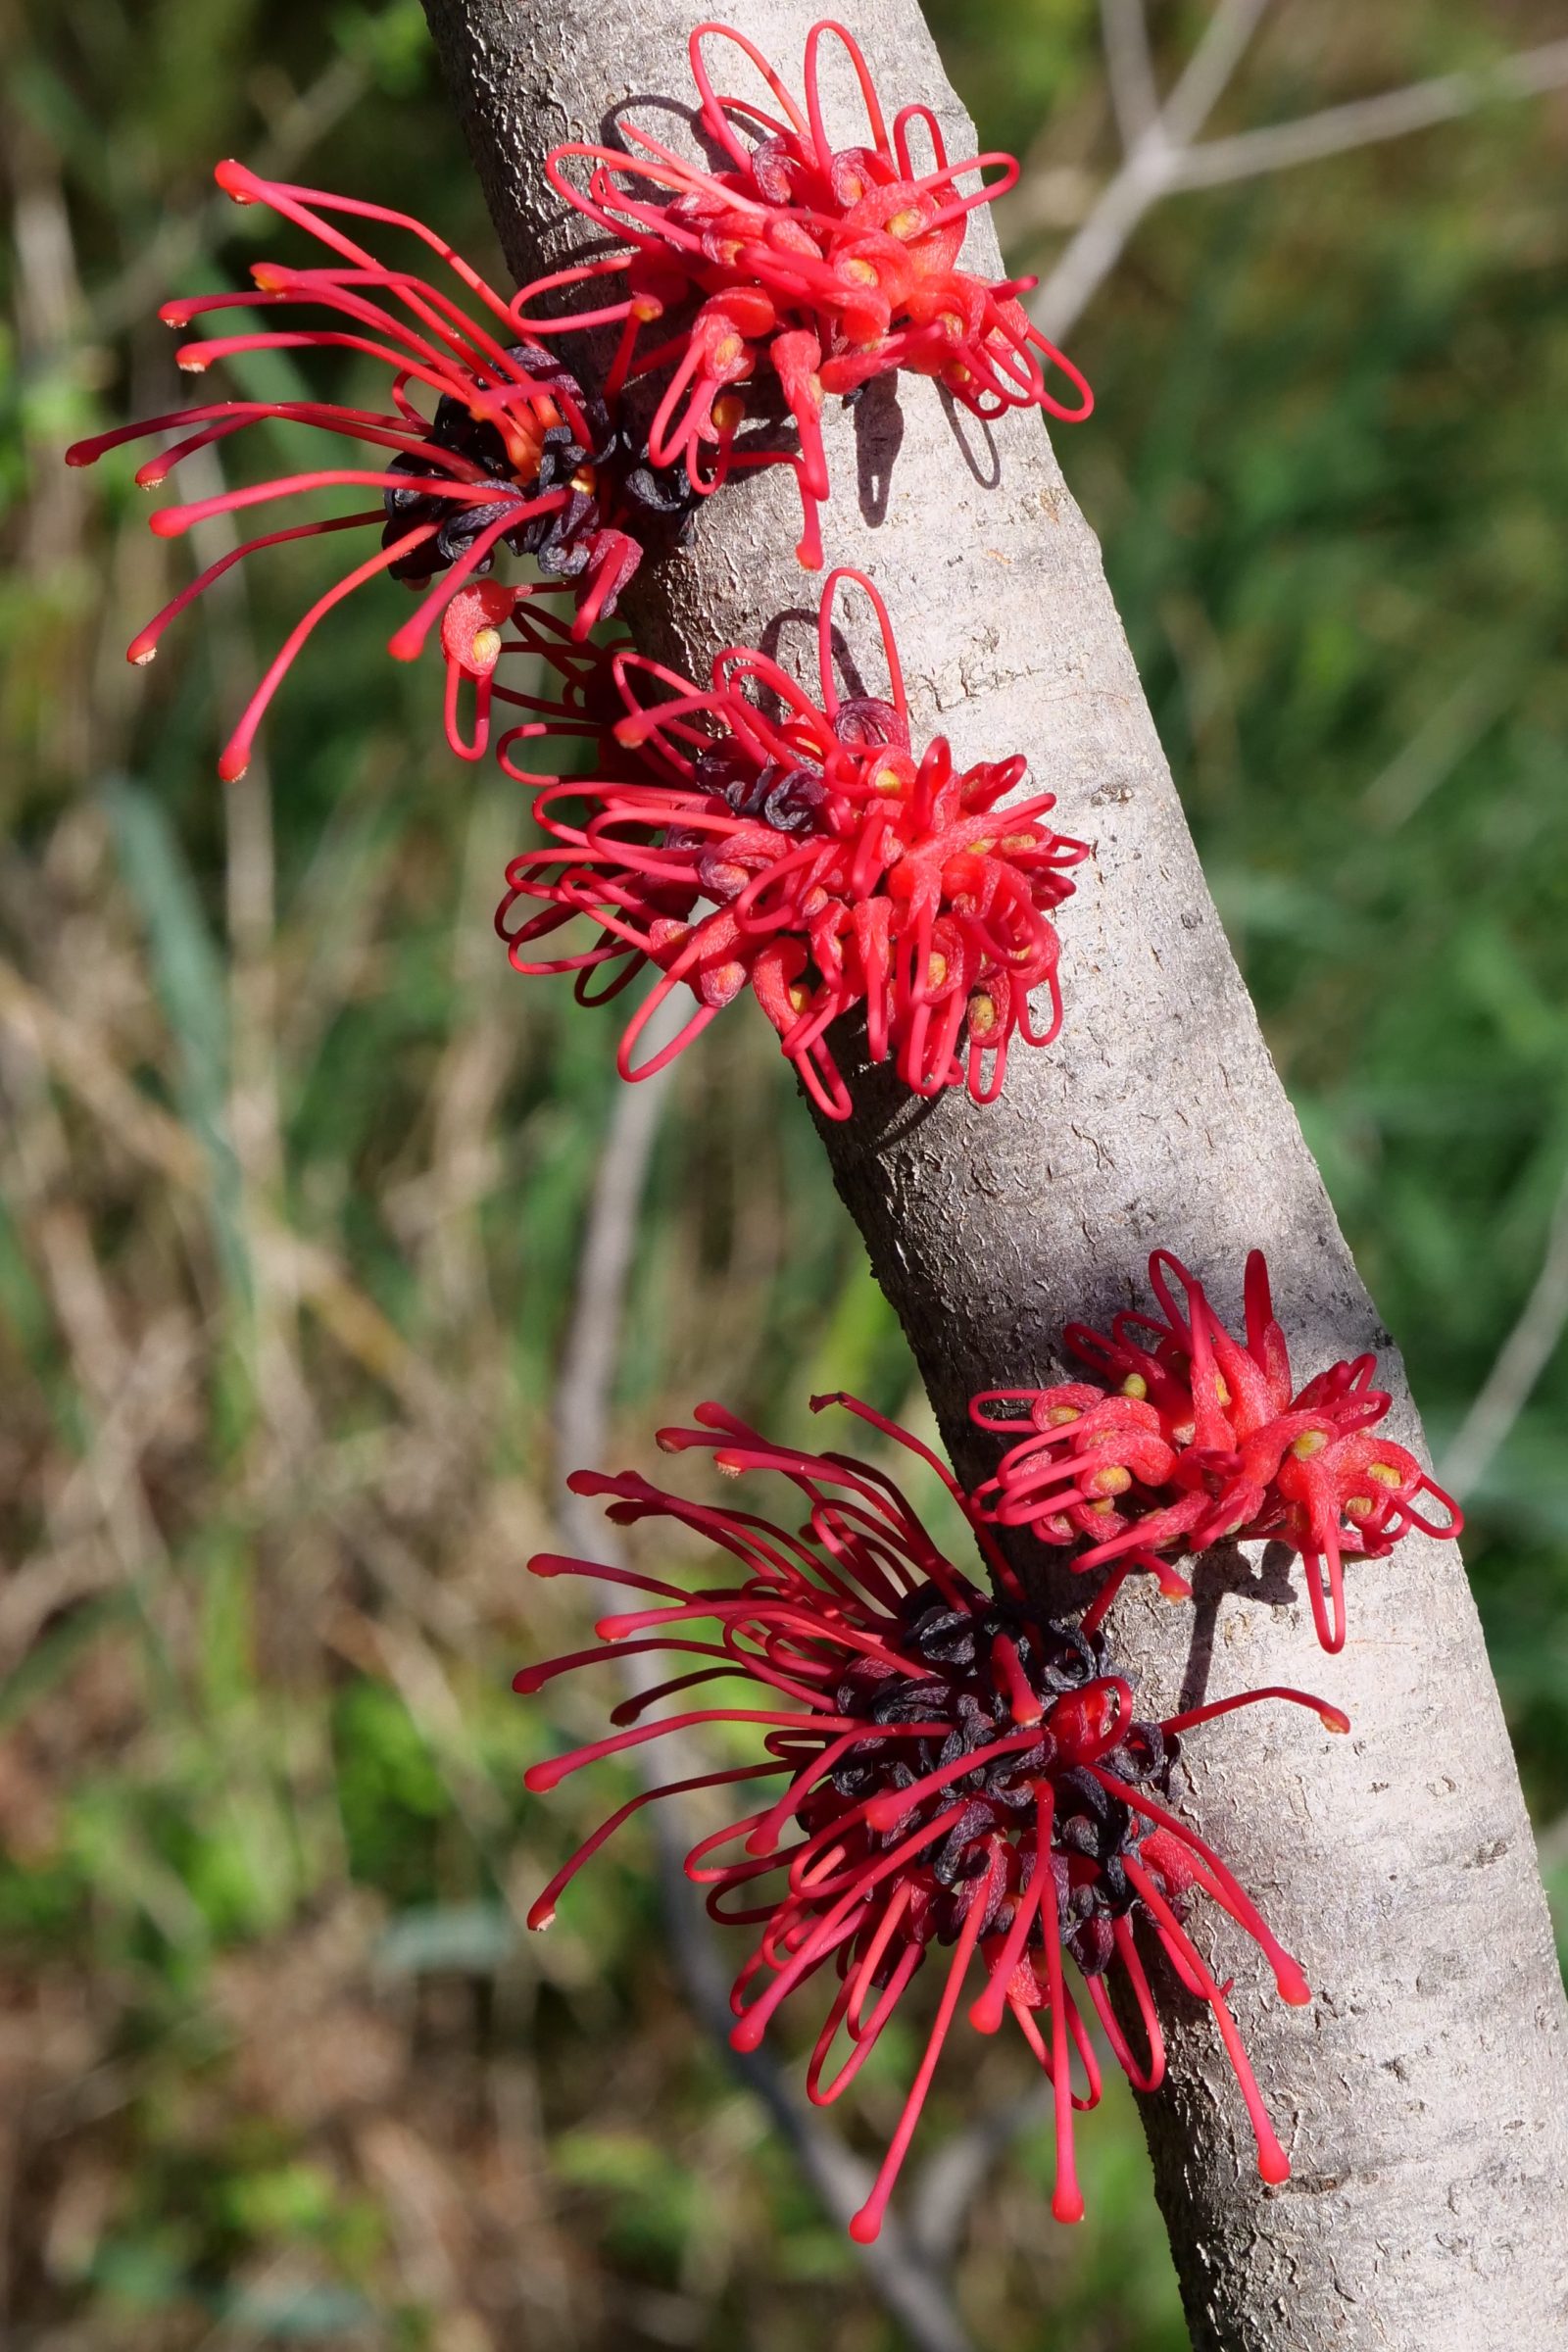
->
[66,162,687,777]
[494,568,1086,1114]
[515,20,1091,566]
[972,1249,1463,1651]
[519,1396,1345,2240]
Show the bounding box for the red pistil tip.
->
[1052,2185,1086,2225]
[526,1899,557,1932]
[214,157,256,202]
[992,1635,1043,1726]
[524,1758,566,1793]
[1277,1959,1312,2009]
[126,635,158,667]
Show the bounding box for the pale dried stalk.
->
[418,2,1568,2342]
[1440,1161,1568,1504]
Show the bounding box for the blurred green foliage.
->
[2,0,1567,2345]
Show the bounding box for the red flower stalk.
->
[65,161,687,777]
[513,19,1092,566]
[495,567,1087,1113]
[972,1249,1463,1651]
[519,1394,1346,2239]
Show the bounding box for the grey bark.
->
[418,1,1568,2343]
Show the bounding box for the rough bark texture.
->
[419,2,1568,2342]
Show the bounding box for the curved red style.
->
[493,567,1087,1113]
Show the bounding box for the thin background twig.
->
[1020,6,1568,339]
[1440,1163,1568,1502]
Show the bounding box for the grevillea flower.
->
[494,567,1087,1113]
[518,1395,1346,2238]
[514,20,1092,566]
[972,1249,1463,1651]
[65,162,691,778]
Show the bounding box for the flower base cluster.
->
[519,1395,1346,2239]
[493,568,1087,1113]
[972,1248,1462,1649]
[66,162,693,777]
[517,21,1091,565]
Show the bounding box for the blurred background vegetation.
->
[2,0,1567,2344]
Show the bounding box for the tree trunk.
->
[418,1,1568,2340]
